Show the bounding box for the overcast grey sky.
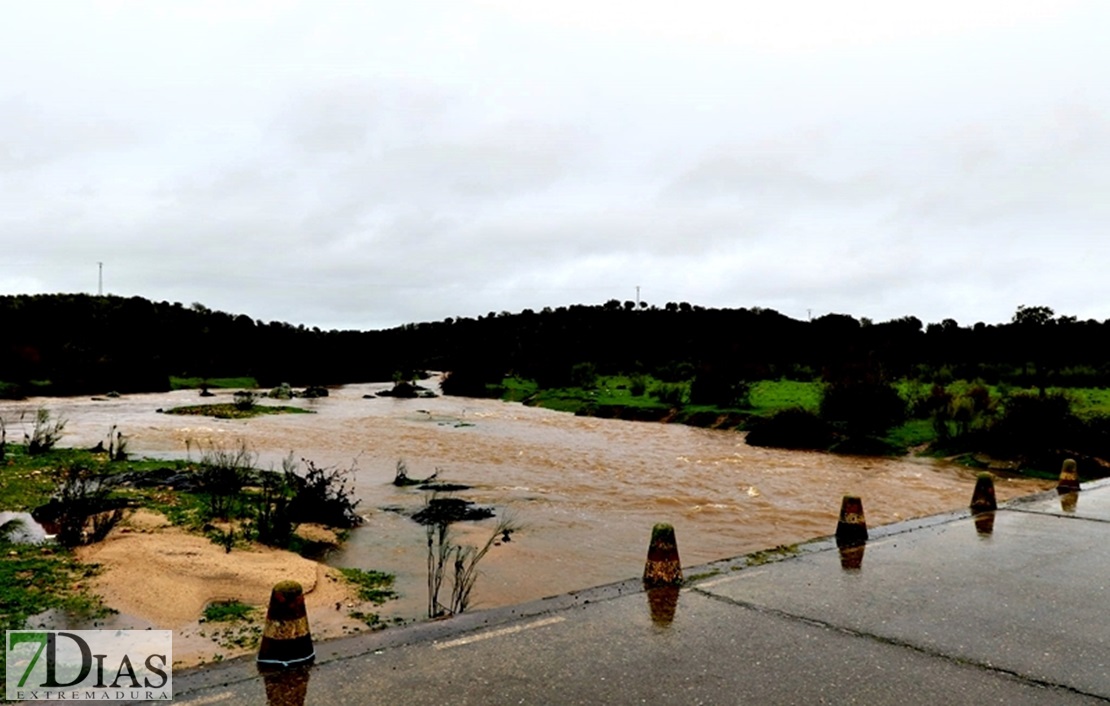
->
[2,1,1107,331]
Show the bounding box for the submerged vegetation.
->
[163,402,314,420]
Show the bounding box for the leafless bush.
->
[24,408,66,455]
[425,494,519,618]
[196,441,256,519]
[253,453,299,548]
[286,458,362,528]
[51,465,125,548]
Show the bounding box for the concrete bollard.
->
[262,664,311,706]
[838,543,865,571]
[970,473,997,514]
[1057,458,1080,493]
[257,581,315,668]
[835,495,868,547]
[646,585,681,626]
[643,523,683,587]
[974,512,995,536]
[1059,491,1078,513]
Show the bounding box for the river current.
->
[0,382,1050,621]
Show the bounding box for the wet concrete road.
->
[170,481,1110,705]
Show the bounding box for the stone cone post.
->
[646,585,681,626]
[1057,458,1080,493]
[835,495,868,547]
[257,580,315,668]
[1060,491,1079,513]
[970,473,997,514]
[263,664,311,706]
[838,543,865,570]
[643,523,683,587]
[974,512,995,536]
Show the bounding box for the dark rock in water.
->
[411,497,495,525]
[362,394,376,399]
[393,465,436,487]
[106,391,121,398]
[199,388,215,397]
[268,383,293,400]
[377,381,431,399]
[417,482,471,492]
[300,386,329,398]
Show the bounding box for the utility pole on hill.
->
[98,262,103,296]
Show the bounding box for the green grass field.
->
[500,373,1110,459]
[169,376,259,390]
[748,380,822,413]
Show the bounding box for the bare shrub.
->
[286,458,362,528]
[253,453,299,548]
[24,409,66,455]
[196,441,256,519]
[50,465,125,547]
[425,492,519,618]
[233,390,255,411]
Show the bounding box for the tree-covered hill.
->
[1,294,1105,398]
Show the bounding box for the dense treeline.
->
[1,294,1107,398]
[0,294,388,396]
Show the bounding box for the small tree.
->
[651,382,686,407]
[819,380,906,437]
[569,362,598,389]
[628,375,648,397]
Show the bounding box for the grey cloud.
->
[0,99,139,172]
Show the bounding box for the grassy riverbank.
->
[0,437,395,676]
[499,375,1110,475]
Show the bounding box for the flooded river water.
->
[0,383,1051,621]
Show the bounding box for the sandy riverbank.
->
[75,510,387,668]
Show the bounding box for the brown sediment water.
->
[0,382,1052,623]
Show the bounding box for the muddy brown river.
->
[0,382,1051,622]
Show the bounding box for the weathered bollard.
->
[646,585,681,626]
[257,581,315,668]
[643,523,683,587]
[835,495,868,547]
[974,512,995,536]
[263,664,311,706]
[838,543,865,570]
[970,473,997,514]
[1060,491,1078,513]
[1057,458,1080,493]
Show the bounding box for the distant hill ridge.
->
[0,294,1102,397]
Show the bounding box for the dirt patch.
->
[75,511,384,667]
[295,522,341,546]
